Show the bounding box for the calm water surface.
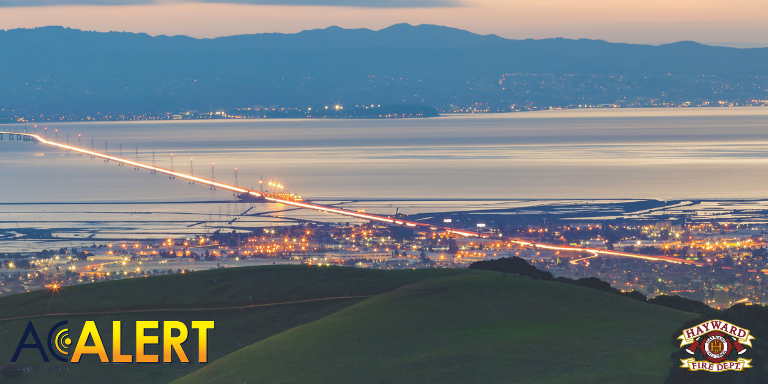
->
[2,107,768,249]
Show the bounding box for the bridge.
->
[0,130,705,266]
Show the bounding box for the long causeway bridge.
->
[0,130,705,266]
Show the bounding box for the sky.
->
[1,0,767,46]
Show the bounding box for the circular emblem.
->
[704,335,729,359]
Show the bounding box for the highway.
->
[1,130,705,266]
[508,240,704,266]
[0,131,480,237]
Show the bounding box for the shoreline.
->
[3,105,768,125]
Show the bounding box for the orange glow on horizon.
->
[0,1,766,46]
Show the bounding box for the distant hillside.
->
[173,272,697,384]
[2,24,768,117]
[0,265,459,384]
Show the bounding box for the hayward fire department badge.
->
[678,319,754,372]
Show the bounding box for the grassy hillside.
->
[174,272,698,384]
[0,265,459,384]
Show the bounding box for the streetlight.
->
[211,163,216,190]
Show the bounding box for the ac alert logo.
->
[678,319,754,372]
[11,321,70,363]
[11,320,214,364]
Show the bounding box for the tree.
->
[468,257,553,280]
[751,247,768,260]
[448,239,458,254]
[389,226,414,241]
[647,295,714,315]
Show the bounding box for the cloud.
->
[0,0,462,7]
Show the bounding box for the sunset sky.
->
[1,0,767,46]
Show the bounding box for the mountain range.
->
[1,23,767,117]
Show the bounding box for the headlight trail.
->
[3,131,485,238]
[2,130,710,264]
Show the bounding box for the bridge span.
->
[0,131,480,237]
[0,130,705,266]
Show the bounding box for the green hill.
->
[173,272,697,384]
[0,265,459,383]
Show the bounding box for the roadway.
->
[0,131,479,237]
[1,130,705,266]
[508,240,704,266]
